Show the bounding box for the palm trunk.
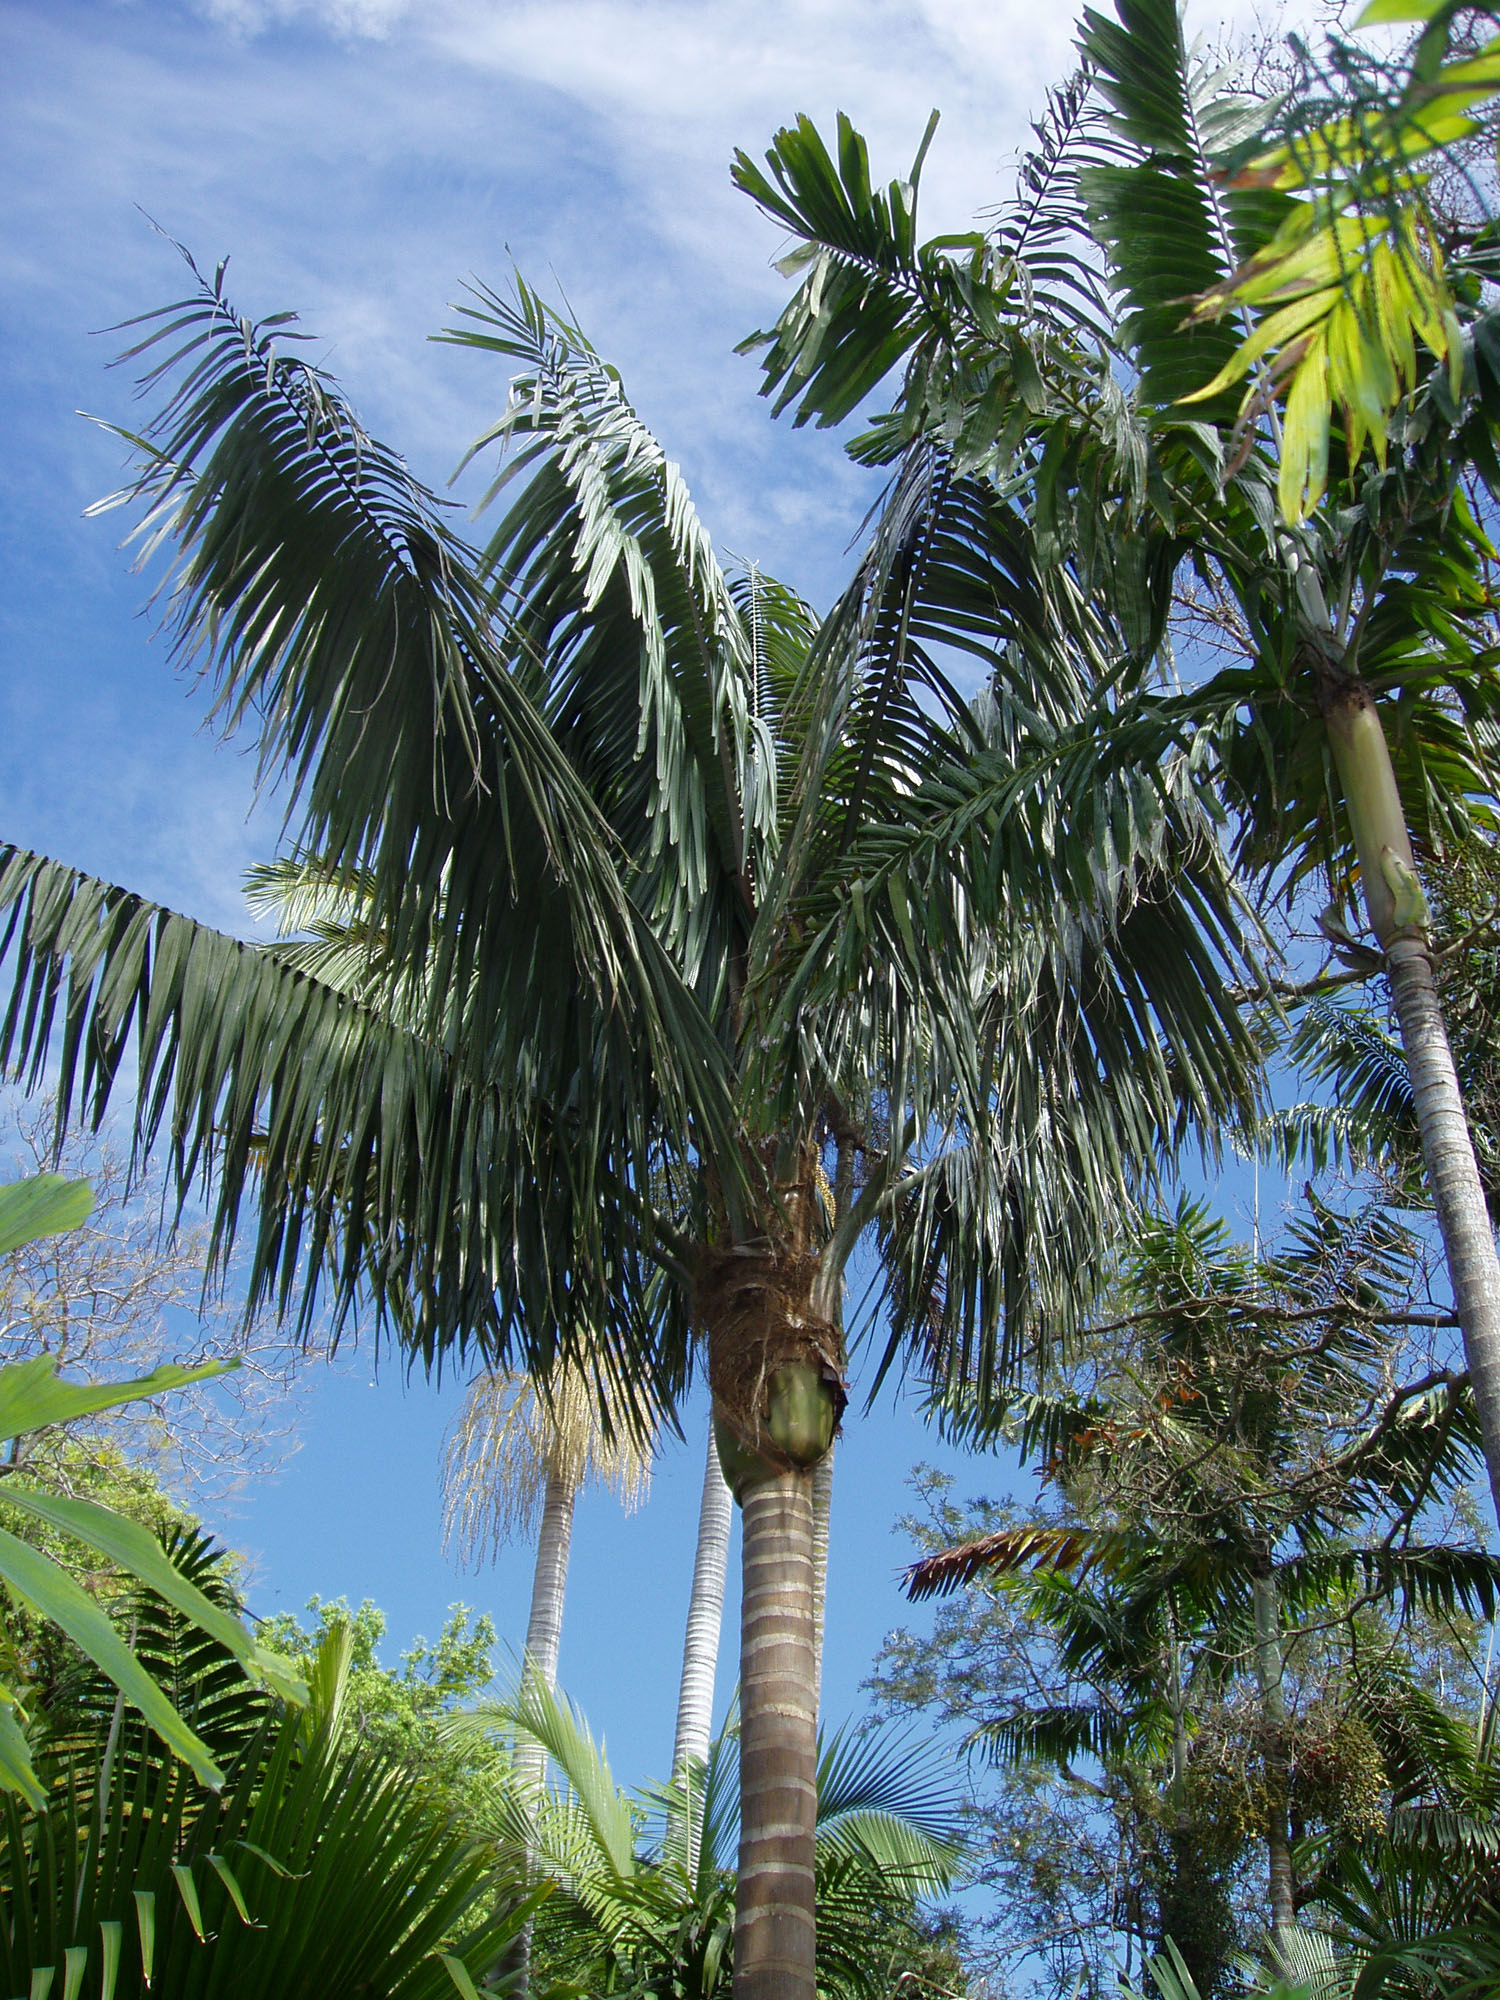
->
[809,1444,834,1722]
[673,1415,734,1784]
[1251,1562,1295,1933]
[735,1468,818,2000]
[516,1462,574,1794]
[511,1464,575,2000]
[1323,672,1500,1527]
[1166,1592,1187,1807]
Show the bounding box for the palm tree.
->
[442,1365,650,1778]
[732,0,1500,1531]
[0,257,1260,2000]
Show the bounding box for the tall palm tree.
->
[733,0,1500,1529]
[0,258,1260,2000]
[442,1368,650,1763]
[443,1367,649,1996]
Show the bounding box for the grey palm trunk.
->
[1251,1562,1295,1933]
[512,1466,576,1998]
[672,1417,735,1824]
[1319,650,1500,1530]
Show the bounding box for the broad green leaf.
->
[0,1176,93,1256]
[98,1924,120,2000]
[61,1949,87,2000]
[132,1891,154,1986]
[0,1684,43,1808]
[170,1865,205,1940]
[28,1969,55,2000]
[1358,0,1451,20]
[206,1854,253,1926]
[0,1524,225,1793]
[437,1954,483,2000]
[0,1482,306,1706]
[0,1354,234,1442]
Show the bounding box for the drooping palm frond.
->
[7,257,756,1336]
[1077,0,1289,413]
[439,279,780,995]
[0,848,696,1413]
[1183,1,1498,522]
[902,1523,1126,1601]
[99,260,728,1087]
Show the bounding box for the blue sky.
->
[3,0,1296,1793]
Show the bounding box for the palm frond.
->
[440,278,776,985]
[0,848,694,1414]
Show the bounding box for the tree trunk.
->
[1251,1564,1295,1934]
[673,1414,734,1792]
[516,1462,574,1794]
[735,1468,818,2000]
[810,1443,834,1721]
[1323,672,1500,1527]
[511,1464,576,2000]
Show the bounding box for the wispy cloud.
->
[4,0,1317,929]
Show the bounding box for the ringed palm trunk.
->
[699,1198,844,2000]
[512,1465,575,1998]
[1320,661,1500,1528]
[672,1414,734,1802]
[737,1467,819,2000]
[809,1445,834,1721]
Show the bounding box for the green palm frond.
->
[1,1622,526,2000]
[0,847,697,1415]
[733,77,1119,457]
[70,254,749,1232]
[1078,0,1290,412]
[439,278,776,983]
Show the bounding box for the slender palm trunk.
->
[1323,670,1500,1527]
[511,1465,575,2000]
[517,1463,574,1796]
[810,1445,834,1721]
[735,1468,819,2000]
[1251,1562,1295,1933]
[673,1415,734,1783]
[1166,1593,1188,1806]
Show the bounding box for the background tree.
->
[876,1186,1500,1994]
[1,1105,305,1500]
[257,1594,505,1814]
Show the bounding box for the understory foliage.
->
[463,1672,971,2000]
[0,1531,528,2000]
[872,1191,1500,1999]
